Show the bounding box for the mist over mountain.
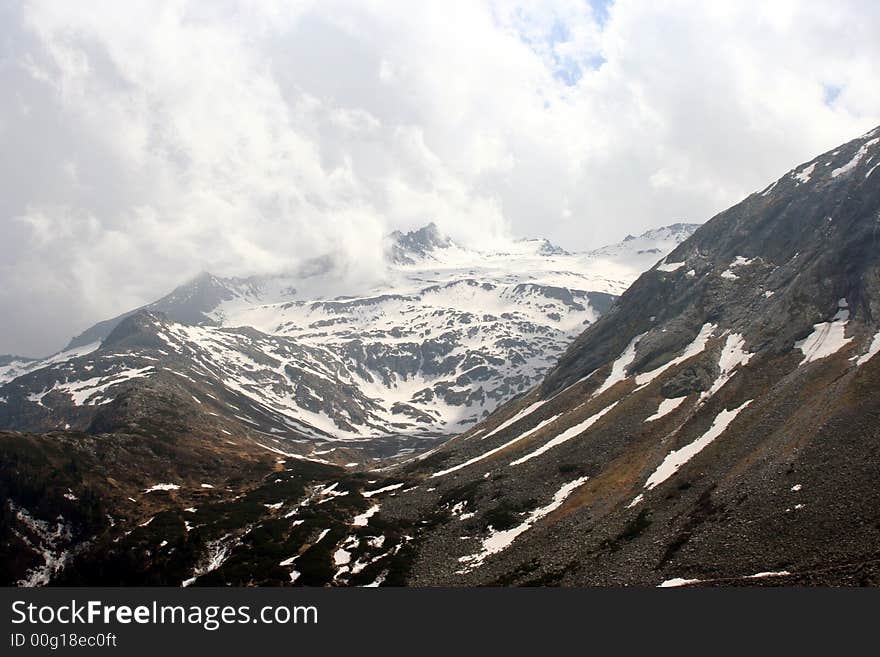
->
[0,224,695,466]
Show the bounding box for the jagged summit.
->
[625,222,702,243]
[584,223,700,267]
[389,222,456,264]
[65,270,241,351]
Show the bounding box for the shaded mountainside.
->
[362,126,880,586]
[0,429,414,586]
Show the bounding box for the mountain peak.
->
[389,222,456,264]
[586,222,700,263]
[514,236,569,256]
[101,310,169,351]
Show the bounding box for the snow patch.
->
[352,504,380,526]
[796,300,852,364]
[144,483,180,493]
[657,260,685,273]
[746,570,791,579]
[645,397,687,422]
[702,333,753,399]
[626,494,644,509]
[658,577,701,588]
[832,138,879,177]
[362,483,405,497]
[793,162,816,184]
[855,332,880,366]
[333,549,351,566]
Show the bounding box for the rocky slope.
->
[358,125,880,586]
[0,427,413,587]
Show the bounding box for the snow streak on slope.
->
[510,401,619,466]
[479,399,549,441]
[593,334,643,397]
[645,397,687,422]
[656,260,685,272]
[431,413,562,478]
[0,343,100,387]
[645,401,752,490]
[457,475,589,572]
[635,323,716,387]
[28,366,156,407]
[855,332,880,366]
[702,333,752,399]
[831,138,879,178]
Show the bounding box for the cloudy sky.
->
[1,0,879,357]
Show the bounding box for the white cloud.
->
[0,0,878,355]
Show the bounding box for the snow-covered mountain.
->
[0,223,696,459]
[5,126,880,588]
